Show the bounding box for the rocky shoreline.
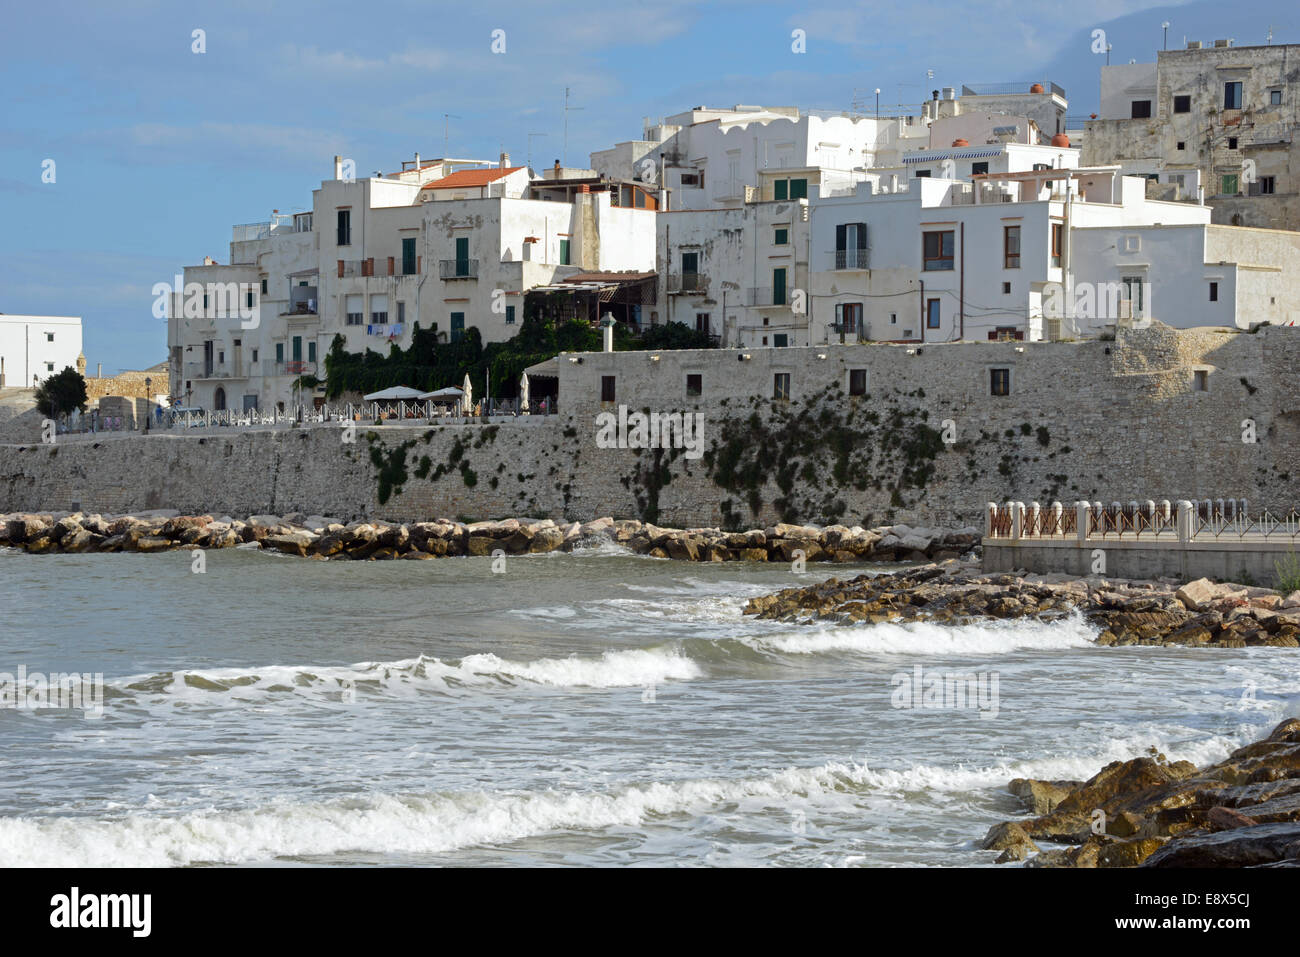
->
[743,560,1300,648]
[981,718,1300,867]
[0,510,978,563]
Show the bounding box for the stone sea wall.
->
[2,323,1299,527]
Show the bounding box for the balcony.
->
[183,362,239,380]
[232,215,293,243]
[266,360,318,377]
[283,286,319,317]
[747,286,791,307]
[833,250,869,270]
[666,273,707,294]
[439,259,478,280]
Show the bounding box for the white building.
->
[168,154,657,411]
[809,166,1298,344]
[0,314,83,388]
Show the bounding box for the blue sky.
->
[1,0,1294,374]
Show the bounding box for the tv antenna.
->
[563,87,584,167]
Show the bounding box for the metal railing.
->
[747,286,791,307]
[833,250,869,269]
[986,498,1300,543]
[439,259,478,279]
[159,397,560,432]
[666,273,706,293]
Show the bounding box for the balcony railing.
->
[439,259,478,279]
[666,273,706,294]
[267,360,318,377]
[833,250,869,270]
[183,362,238,380]
[747,286,791,307]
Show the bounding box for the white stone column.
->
[1177,500,1194,543]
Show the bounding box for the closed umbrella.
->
[519,373,530,414]
[461,373,473,415]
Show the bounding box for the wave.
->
[111,647,699,705]
[745,614,1098,657]
[3,719,1275,868]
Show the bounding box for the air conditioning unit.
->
[1187,40,1202,49]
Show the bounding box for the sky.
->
[1,0,1295,374]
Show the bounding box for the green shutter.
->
[773,268,786,305]
[505,305,515,324]
[402,237,416,274]
[275,343,284,363]
[451,312,465,343]
[775,228,788,245]
[292,336,302,361]
[774,180,788,201]
[308,341,317,362]
[790,178,808,199]
[559,239,570,265]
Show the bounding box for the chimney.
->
[415,151,421,170]
[334,155,343,179]
[554,159,561,172]
[500,151,510,169]
[942,87,955,101]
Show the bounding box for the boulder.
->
[264,532,316,557]
[1175,577,1218,612]
[1141,822,1300,868]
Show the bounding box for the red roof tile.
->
[420,167,524,190]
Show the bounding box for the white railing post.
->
[986,502,998,537]
[1051,501,1063,535]
[1177,500,1194,543]
[1010,501,1024,540]
[1076,501,1090,543]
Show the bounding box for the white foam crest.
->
[112,646,700,704]
[750,614,1097,657]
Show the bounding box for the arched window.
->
[214,387,227,411]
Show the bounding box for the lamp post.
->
[144,377,151,433]
[874,88,881,120]
[1162,21,1170,51]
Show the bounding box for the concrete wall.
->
[983,538,1295,583]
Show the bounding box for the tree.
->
[34,367,88,418]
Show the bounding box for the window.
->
[246,289,255,308]
[889,313,897,325]
[914,169,932,178]
[601,375,616,402]
[308,341,317,363]
[1194,370,1209,392]
[686,374,702,397]
[1177,141,1185,150]
[1209,281,1219,302]
[926,298,941,329]
[450,312,465,342]
[1002,282,1011,294]
[275,343,284,363]
[345,294,363,325]
[505,305,516,324]
[1004,225,1021,268]
[397,302,406,324]
[774,334,789,347]
[1259,176,1276,194]
[1173,94,1191,113]
[772,267,787,305]
[848,369,867,396]
[1131,100,1152,118]
[681,251,699,290]
[1051,223,1063,268]
[971,161,989,175]
[1122,276,1145,314]
[774,227,788,246]
[260,278,268,295]
[46,362,54,372]
[1270,89,1283,106]
[1224,81,1243,110]
[370,294,388,324]
[402,237,417,275]
[679,172,702,187]
[835,222,868,268]
[1228,137,1238,150]
[45,332,54,342]
[990,368,1011,396]
[558,238,570,265]
[773,373,790,400]
[695,313,710,333]
[1222,174,1239,195]
[251,349,258,363]
[233,338,241,347]
[788,178,808,199]
[835,302,862,334]
[922,230,954,270]
[337,209,351,245]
